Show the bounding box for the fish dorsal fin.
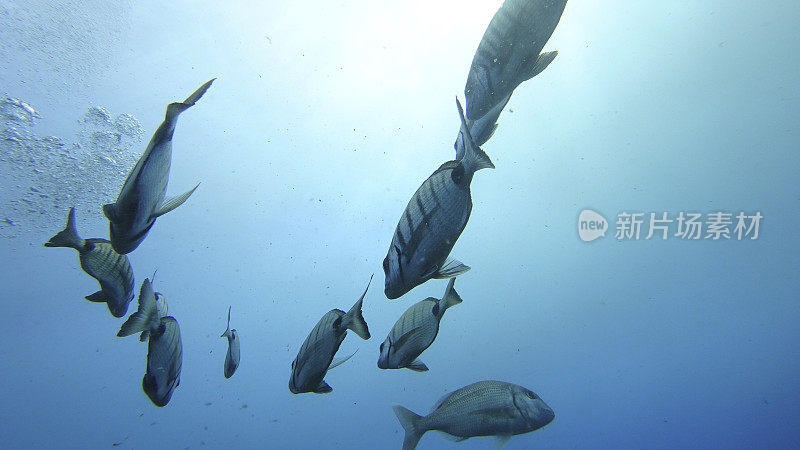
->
[432,258,470,279]
[329,349,358,371]
[153,184,199,218]
[431,390,458,413]
[393,325,426,351]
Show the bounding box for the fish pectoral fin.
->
[85,291,106,303]
[494,434,512,449]
[519,50,558,83]
[406,360,429,372]
[314,381,332,394]
[329,349,358,371]
[432,258,470,279]
[153,184,200,218]
[102,203,119,223]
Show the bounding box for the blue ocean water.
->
[1,0,798,448]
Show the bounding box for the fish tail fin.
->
[221,305,231,338]
[118,307,157,337]
[44,207,83,249]
[164,78,215,120]
[393,404,426,450]
[117,280,159,338]
[440,277,463,313]
[344,274,372,340]
[456,97,494,171]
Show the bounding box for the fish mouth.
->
[377,357,388,369]
[384,282,406,300]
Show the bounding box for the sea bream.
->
[103,78,214,254]
[44,207,135,318]
[221,306,240,379]
[383,99,494,300]
[142,316,182,407]
[455,0,567,159]
[393,380,555,450]
[115,277,182,406]
[378,278,462,372]
[289,275,372,394]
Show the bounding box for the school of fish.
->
[43,0,567,447]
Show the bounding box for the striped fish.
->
[378,278,462,372]
[44,207,135,318]
[455,0,567,158]
[383,99,494,300]
[289,275,372,394]
[221,305,240,379]
[393,380,555,450]
[143,316,182,407]
[103,78,214,254]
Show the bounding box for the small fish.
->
[44,207,135,318]
[221,305,240,379]
[289,275,372,394]
[142,316,182,407]
[378,278,462,371]
[103,79,214,254]
[383,99,493,299]
[455,0,567,158]
[393,380,554,450]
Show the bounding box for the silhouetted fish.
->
[378,278,462,372]
[44,207,135,318]
[143,316,182,407]
[103,79,214,254]
[455,0,567,158]
[289,275,372,394]
[221,306,240,379]
[393,380,554,450]
[383,99,493,299]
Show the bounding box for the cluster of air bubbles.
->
[0,96,143,239]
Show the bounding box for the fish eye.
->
[525,390,537,400]
[382,257,389,273]
[379,342,384,352]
